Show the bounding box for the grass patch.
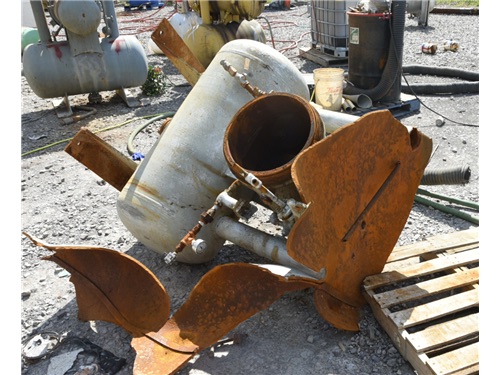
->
[436,0,479,7]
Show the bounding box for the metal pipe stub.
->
[223,92,325,192]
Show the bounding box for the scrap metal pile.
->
[22,1,467,374]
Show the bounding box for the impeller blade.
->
[288,110,432,307]
[132,262,318,375]
[23,232,170,335]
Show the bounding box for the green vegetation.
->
[436,0,479,7]
[141,66,169,97]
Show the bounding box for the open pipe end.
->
[223,93,324,188]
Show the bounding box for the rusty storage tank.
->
[117,39,312,264]
[310,0,358,57]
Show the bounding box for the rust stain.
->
[112,38,122,53]
[48,43,64,59]
[33,109,433,375]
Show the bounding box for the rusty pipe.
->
[223,93,325,198]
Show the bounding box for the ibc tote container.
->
[310,0,358,57]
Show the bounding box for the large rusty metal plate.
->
[132,263,317,374]
[151,19,205,87]
[24,232,170,336]
[288,109,432,307]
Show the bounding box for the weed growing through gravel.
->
[142,65,169,96]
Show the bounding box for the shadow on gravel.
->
[404,25,436,34]
[20,86,189,160]
[21,297,135,375]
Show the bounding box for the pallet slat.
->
[390,289,478,329]
[410,314,478,352]
[364,248,478,289]
[298,47,347,67]
[386,228,479,264]
[363,229,479,375]
[375,268,479,308]
[428,342,479,375]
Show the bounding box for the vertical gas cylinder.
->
[347,12,392,91]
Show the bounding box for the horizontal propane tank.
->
[23,36,148,98]
[22,0,148,99]
[183,20,266,67]
[188,0,265,21]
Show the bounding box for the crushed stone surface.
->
[21,3,479,375]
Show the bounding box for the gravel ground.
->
[18,2,482,375]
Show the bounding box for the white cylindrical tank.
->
[117,39,311,263]
[149,11,202,54]
[22,35,148,98]
[406,0,436,15]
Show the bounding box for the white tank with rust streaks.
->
[117,39,310,263]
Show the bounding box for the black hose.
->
[420,165,471,185]
[402,82,479,95]
[402,65,479,94]
[403,65,479,81]
[344,0,406,102]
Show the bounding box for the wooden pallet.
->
[299,47,347,67]
[363,228,479,375]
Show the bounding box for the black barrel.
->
[347,12,392,90]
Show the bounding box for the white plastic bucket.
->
[313,68,344,111]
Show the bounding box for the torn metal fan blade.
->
[288,110,433,308]
[23,232,170,336]
[132,262,318,374]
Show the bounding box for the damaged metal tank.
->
[151,0,267,67]
[116,39,312,264]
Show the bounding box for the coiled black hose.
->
[403,65,479,81]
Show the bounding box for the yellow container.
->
[313,68,344,111]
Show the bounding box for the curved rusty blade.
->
[151,19,205,87]
[23,232,170,335]
[288,110,432,308]
[313,289,360,332]
[132,263,319,375]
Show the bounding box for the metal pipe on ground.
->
[214,216,323,280]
